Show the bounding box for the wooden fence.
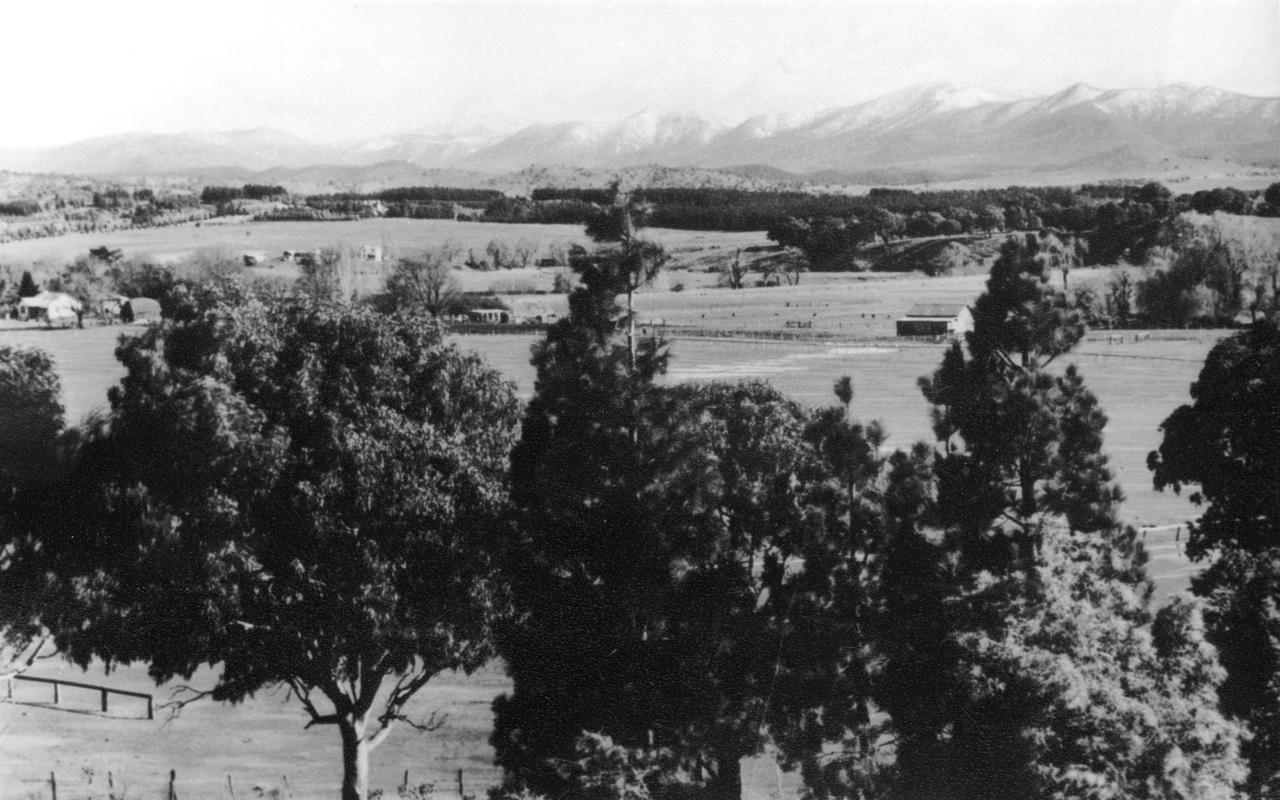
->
[7,673,153,719]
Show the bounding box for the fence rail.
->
[7,674,153,719]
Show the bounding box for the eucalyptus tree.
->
[49,292,520,800]
[0,346,66,678]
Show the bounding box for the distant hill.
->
[1,83,1277,187]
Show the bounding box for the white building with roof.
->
[896,304,973,338]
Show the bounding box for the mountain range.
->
[2,83,1277,186]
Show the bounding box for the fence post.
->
[457,769,464,799]
[51,771,58,800]
[101,687,108,712]
[169,769,177,800]
[147,695,154,720]
[52,681,59,705]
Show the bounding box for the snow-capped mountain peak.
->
[2,83,1276,180]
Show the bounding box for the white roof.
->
[19,291,82,310]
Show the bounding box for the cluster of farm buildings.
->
[8,292,161,328]
[243,245,383,267]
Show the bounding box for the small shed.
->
[896,304,973,338]
[123,297,162,323]
[18,291,82,326]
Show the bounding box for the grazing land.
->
[0,660,509,800]
[0,218,769,272]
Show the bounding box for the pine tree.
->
[496,255,833,800]
[582,183,668,367]
[919,232,1122,566]
[856,233,1249,799]
[17,271,38,298]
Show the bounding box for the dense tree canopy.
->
[494,246,707,796]
[0,346,65,499]
[1150,321,1280,558]
[494,231,876,800]
[881,523,1245,800]
[44,294,520,800]
[866,233,1251,800]
[1150,321,1280,794]
[0,346,66,676]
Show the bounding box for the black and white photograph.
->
[1,1,1279,798]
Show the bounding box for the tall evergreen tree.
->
[495,255,855,800]
[17,271,38,298]
[493,248,674,794]
[919,232,1121,565]
[771,383,921,800]
[582,183,668,366]
[856,233,1249,799]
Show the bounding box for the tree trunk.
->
[1019,458,1038,561]
[627,285,635,371]
[339,716,370,800]
[1019,463,1036,522]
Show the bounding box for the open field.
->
[0,219,770,272]
[0,660,509,800]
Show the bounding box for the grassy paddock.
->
[0,660,508,800]
[0,219,770,271]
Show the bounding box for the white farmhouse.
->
[18,291,82,327]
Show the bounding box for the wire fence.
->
[2,767,476,800]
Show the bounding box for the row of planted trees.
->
[0,195,1272,800]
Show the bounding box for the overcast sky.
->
[4,0,1278,147]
